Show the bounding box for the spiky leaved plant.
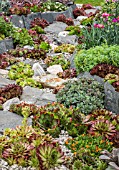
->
[88,119,116,140]
[36,142,65,170]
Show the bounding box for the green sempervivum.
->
[56,78,105,115]
[31,26,45,34]
[8,62,34,80]
[54,44,75,54]
[36,142,65,170]
[44,55,70,70]
[104,73,119,84]
[9,102,39,116]
[65,25,82,37]
[16,78,42,88]
[32,102,74,137]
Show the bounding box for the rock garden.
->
[0,0,119,169]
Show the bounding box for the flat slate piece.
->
[0,111,32,132]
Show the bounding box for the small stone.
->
[58,31,69,37]
[76,16,88,21]
[32,62,46,77]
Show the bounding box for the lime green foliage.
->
[56,78,105,115]
[0,16,14,37]
[16,78,42,88]
[65,25,82,36]
[39,41,51,51]
[65,135,112,169]
[8,62,34,80]
[31,26,45,34]
[8,62,42,88]
[44,55,70,70]
[41,0,67,12]
[12,28,34,47]
[75,0,103,6]
[75,44,119,73]
[54,44,75,54]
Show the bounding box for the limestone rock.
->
[32,62,46,77]
[39,74,67,88]
[47,65,63,75]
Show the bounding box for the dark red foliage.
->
[55,14,66,22]
[82,4,93,10]
[57,68,77,79]
[112,81,119,92]
[65,18,74,26]
[9,47,47,60]
[9,6,31,15]
[0,84,23,103]
[73,8,87,18]
[0,53,18,69]
[90,63,119,78]
[30,18,49,29]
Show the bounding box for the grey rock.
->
[0,75,15,88]
[20,86,44,103]
[0,111,32,132]
[44,22,68,34]
[4,38,14,51]
[22,12,42,29]
[0,69,9,78]
[58,34,77,45]
[69,50,77,69]
[104,82,119,114]
[10,15,25,28]
[0,40,7,54]
[3,97,20,111]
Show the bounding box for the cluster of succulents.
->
[31,26,45,34]
[9,102,39,116]
[90,63,119,78]
[75,44,119,73]
[8,62,43,88]
[83,109,119,146]
[56,78,105,115]
[0,53,19,69]
[0,108,66,169]
[73,7,87,18]
[54,44,75,54]
[12,28,34,47]
[56,14,74,26]
[65,25,82,36]
[0,84,23,104]
[80,16,94,26]
[44,55,70,70]
[57,68,77,79]
[9,6,31,15]
[30,18,49,29]
[9,47,47,60]
[8,62,34,80]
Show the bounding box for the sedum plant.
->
[65,135,112,169]
[56,78,105,115]
[75,44,119,73]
